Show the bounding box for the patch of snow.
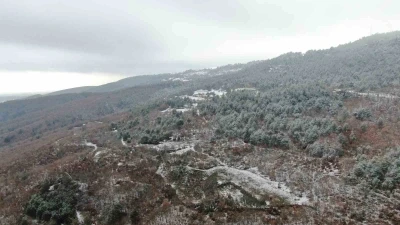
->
[161,107,172,113]
[214,68,242,75]
[170,144,195,155]
[193,148,226,166]
[161,107,191,113]
[230,140,247,148]
[176,108,190,113]
[185,70,209,76]
[234,87,257,92]
[84,140,98,150]
[76,211,84,224]
[193,89,208,96]
[152,141,191,152]
[328,169,340,176]
[55,139,62,145]
[220,187,243,203]
[212,89,227,96]
[191,166,309,205]
[156,163,168,179]
[323,162,340,176]
[176,89,227,107]
[193,89,226,97]
[186,96,206,101]
[121,138,128,147]
[333,89,399,99]
[168,77,190,82]
[247,167,261,174]
[78,182,88,192]
[94,150,105,162]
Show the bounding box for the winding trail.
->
[84,140,98,150]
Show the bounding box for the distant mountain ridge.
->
[48,31,400,97]
[0,93,43,103]
[48,64,245,95]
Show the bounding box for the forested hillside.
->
[1,32,400,225]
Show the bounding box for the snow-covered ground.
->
[234,87,258,92]
[153,138,309,207]
[169,144,195,155]
[184,96,206,101]
[214,68,242,75]
[154,138,309,206]
[150,141,194,153]
[161,89,227,113]
[220,186,244,204]
[167,78,190,82]
[161,90,213,113]
[188,166,309,205]
[161,107,191,113]
[184,70,209,76]
[178,89,227,103]
[171,67,243,78]
[193,89,226,97]
[334,89,399,99]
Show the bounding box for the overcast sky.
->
[1,0,400,94]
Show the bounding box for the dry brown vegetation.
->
[0,91,399,224]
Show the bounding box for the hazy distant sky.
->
[1,0,400,94]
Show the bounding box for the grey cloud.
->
[0,42,201,75]
[0,0,399,75]
[0,0,170,74]
[1,1,164,56]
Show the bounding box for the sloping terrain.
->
[48,86,95,96]
[0,94,34,103]
[1,32,400,224]
[47,63,245,95]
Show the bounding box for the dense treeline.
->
[117,109,186,145]
[198,85,342,149]
[194,32,400,93]
[138,111,185,144]
[348,147,400,191]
